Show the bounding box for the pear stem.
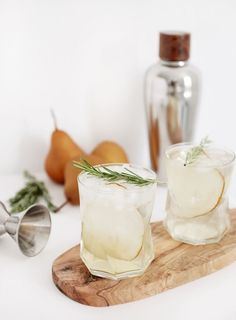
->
[53,200,69,213]
[50,109,58,130]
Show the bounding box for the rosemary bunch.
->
[9,171,58,213]
[73,159,158,186]
[184,136,211,166]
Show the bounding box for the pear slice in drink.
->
[82,202,144,261]
[167,163,225,218]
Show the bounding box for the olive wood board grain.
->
[52,209,236,307]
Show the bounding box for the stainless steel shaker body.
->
[144,32,200,180]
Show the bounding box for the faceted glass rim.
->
[165,142,236,168]
[78,163,157,193]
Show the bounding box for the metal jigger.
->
[0,201,51,257]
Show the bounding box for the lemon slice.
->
[82,202,144,261]
[167,164,225,218]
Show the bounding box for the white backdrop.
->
[2,2,236,320]
[0,0,236,174]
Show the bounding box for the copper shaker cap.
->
[159,31,190,61]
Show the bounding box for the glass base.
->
[164,222,229,245]
[80,228,154,280]
[165,200,230,245]
[81,253,154,280]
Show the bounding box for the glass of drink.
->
[165,142,235,245]
[78,163,156,280]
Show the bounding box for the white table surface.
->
[1,172,236,320]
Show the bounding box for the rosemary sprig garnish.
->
[73,159,158,186]
[9,171,58,213]
[184,136,211,166]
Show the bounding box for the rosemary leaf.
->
[73,159,158,186]
[184,136,212,166]
[9,171,58,213]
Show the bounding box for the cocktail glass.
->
[165,143,235,245]
[78,164,156,280]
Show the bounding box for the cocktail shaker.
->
[144,31,200,180]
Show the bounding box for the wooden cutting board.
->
[52,209,236,307]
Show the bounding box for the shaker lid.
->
[159,31,190,61]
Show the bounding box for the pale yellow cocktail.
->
[165,142,235,244]
[78,163,156,280]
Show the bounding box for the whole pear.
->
[64,154,104,205]
[45,129,85,184]
[91,141,128,164]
